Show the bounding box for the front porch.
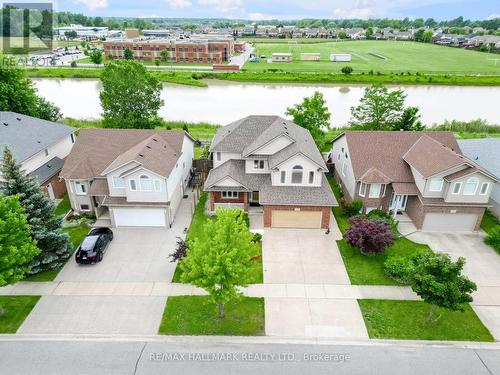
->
[208,190,262,213]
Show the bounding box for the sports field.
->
[243,40,500,74]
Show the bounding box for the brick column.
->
[243,192,249,212]
[209,192,215,211]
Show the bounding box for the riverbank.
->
[25,67,500,87]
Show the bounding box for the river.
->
[33,78,500,126]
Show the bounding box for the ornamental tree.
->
[0,195,39,290]
[407,252,476,321]
[180,208,259,318]
[100,60,164,129]
[286,91,331,147]
[89,49,103,65]
[344,217,394,255]
[1,147,73,275]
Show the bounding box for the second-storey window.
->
[254,160,265,169]
[463,177,479,195]
[452,182,462,195]
[130,179,137,191]
[280,171,286,183]
[112,176,125,188]
[216,152,221,161]
[479,182,490,195]
[75,181,86,195]
[140,175,152,191]
[429,178,444,192]
[309,171,314,184]
[154,180,161,192]
[291,165,303,184]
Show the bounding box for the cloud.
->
[74,0,108,10]
[333,7,374,19]
[165,0,192,8]
[198,0,243,13]
[487,13,500,20]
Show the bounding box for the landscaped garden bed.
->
[159,296,265,336]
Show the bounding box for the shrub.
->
[485,227,500,250]
[252,233,262,243]
[344,217,394,255]
[169,237,188,262]
[341,198,363,217]
[341,66,353,75]
[368,210,399,236]
[384,255,412,284]
[70,61,77,68]
[367,209,390,219]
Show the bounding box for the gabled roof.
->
[359,167,392,184]
[60,128,187,180]
[403,135,468,178]
[204,159,268,191]
[211,115,326,169]
[28,157,64,183]
[333,131,461,182]
[458,138,500,179]
[0,112,75,163]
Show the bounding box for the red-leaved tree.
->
[344,217,394,255]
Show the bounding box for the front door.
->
[390,193,408,211]
[249,191,260,206]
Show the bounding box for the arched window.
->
[140,175,152,191]
[291,165,303,184]
[463,177,479,195]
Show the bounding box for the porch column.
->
[393,195,401,219]
[243,192,249,212]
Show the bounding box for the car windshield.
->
[80,235,99,251]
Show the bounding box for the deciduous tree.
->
[344,217,394,255]
[99,60,164,129]
[180,209,259,318]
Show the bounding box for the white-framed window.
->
[280,171,286,183]
[309,171,314,184]
[291,165,303,184]
[70,133,75,143]
[342,162,347,176]
[75,181,86,195]
[479,182,490,195]
[216,152,221,161]
[381,184,386,197]
[463,177,479,195]
[140,175,152,191]
[359,182,367,197]
[222,191,239,199]
[452,182,462,195]
[369,183,381,198]
[254,160,265,169]
[154,180,161,192]
[130,179,137,191]
[80,204,90,211]
[429,178,444,192]
[112,176,126,188]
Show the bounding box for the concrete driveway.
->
[407,231,500,340]
[261,226,368,339]
[19,194,195,335]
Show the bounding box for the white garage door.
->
[271,210,322,229]
[113,208,166,227]
[422,213,478,232]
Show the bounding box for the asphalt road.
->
[0,338,499,375]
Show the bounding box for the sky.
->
[44,0,500,20]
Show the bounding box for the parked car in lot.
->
[249,57,261,62]
[75,227,113,264]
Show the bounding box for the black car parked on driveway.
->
[75,227,114,264]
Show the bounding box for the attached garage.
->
[271,209,323,229]
[113,207,167,227]
[422,212,478,232]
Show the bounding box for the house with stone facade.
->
[204,116,337,229]
[0,112,76,200]
[60,128,194,228]
[331,131,498,232]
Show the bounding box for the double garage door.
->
[422,213,478,232]
[271,210,322,229]
[113,208,167,227]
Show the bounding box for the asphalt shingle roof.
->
[458,139,500,179]
[0,112,75,163]
[28,157,64,183]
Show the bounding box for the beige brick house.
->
[204,116,337,229]
[330,131,498,232]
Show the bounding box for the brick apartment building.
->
[103,36,235,64]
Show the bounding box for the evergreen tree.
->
[1,147,73,274]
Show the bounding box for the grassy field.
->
[358,299,494,341]
[159,296,265,335]
[244,40,500,75]
[0,296,40,333]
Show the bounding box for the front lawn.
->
[338,237,432,285]
[159,296,265,336]
[0,296,40,333]
[172,193,263,283]
[481,209,499,234]
[358,299,494,342]
[54,193,71,217]
[24,225,90,282]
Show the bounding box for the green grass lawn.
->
[159,296,265,335]
[481,209,500,234]
[172,193,263,283]
[358,299,494,342]
[0,296,40,333]
[54,193,71,217]
[24,225,90,282]
[244,40,500,75]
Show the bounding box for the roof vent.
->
[16,117,21,121]
[2,122,8,126]
[37,140,41,143]
[138,153,144,157]
[152,138,158,142]
[47,164,52,168]
[146,145,151,149]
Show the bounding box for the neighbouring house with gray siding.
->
[459,138,500,217]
